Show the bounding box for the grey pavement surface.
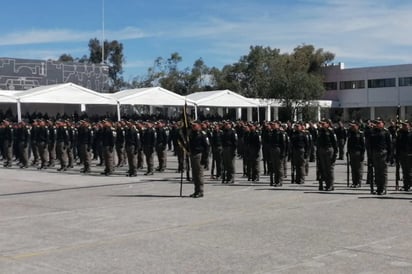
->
[0,153,411,274]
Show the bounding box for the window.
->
[339,80,365,90]
[368,78,396,88]
[399,77,412,86]
[324,82,337,90]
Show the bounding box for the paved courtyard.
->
[0,153,411,273]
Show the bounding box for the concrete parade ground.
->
[0,152,411,274]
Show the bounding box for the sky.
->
[1,0,412,81]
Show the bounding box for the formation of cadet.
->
[1,116,411,198]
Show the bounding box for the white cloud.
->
[0,27,146,46]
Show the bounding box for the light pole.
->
[102,0,105,64]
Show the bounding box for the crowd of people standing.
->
[1,116,410,198]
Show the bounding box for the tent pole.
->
[194,105,198,121]
[257,106,260,122]
[117,102,121,121]
[17,100,22,122]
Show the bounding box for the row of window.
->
[324,77,412,90]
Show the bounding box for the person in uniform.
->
[308,121,318,162]
[261,122,271,176]
[201,122,211,171]
[347,121,365,188]
[155,121,168,172]
[335,121,347,160]
[115,121,126,167]
[16,121,30,168]
[47,120,57,167]
[142,122,156,175]
[221,122,237,184]
[317,119,338,191]
[94,122,104,166]
[269,121,287,186]
[387,120,397,166]
[290,122,310,185]
[30,120,40,166]
[364,120,374,188]
[66,120,76,169]
[77,120,94,173]
[395,121,411,191]
[36,120,50,169]
[245,124,261,182]
[136,122,145,170]
[55,120,69,171]
[101,120,116,176]
[369,118,392,195]
[188,122,209,198]
[2,120,14,167]
[210,123,223,180]
[125,121,141,177]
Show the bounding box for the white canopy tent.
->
[111,87,197,120]
[186,89,260,120]
[0,91,18,119]
[0,91,18,103]
[14,83,118,121]
[187,89,259,107]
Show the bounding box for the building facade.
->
[0,57,109,92]
[322,63,412,121]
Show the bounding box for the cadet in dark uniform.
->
[364,120,374,187]
[16,121,30,168]
[173,122,185,173]
[94,122,104,166]
[335,121,347,160]
[77,120,94,173]
[188,122,209,198]
[30,120,40,166]
[387,120,397,165]
[115,121,126,167]
[245,124,261,182]
[125,121,140,177]
[369,118,391,195]
[101,120,116,176]
[261,122,271,176]
[142,122,156,175]
[66,120,76,168]
[221,122,237,184]
[201,122,211,171]
[347,121,365,188]
[308,122,318,162]
[210,123,223,179]
[136,123,145,170]
[269,121,287,186]
[47,120,57,167]
[155,122,168,172]
[55,120,69,171]
[395,121,411,191]
[2,120,14,167]
[290,122,309,184]
[37,120,50,169]
[317,119,338,191]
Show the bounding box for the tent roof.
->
[0,90,18,103]
[15,83,117,105]
[186,90,259,107]
[111,87,195,106]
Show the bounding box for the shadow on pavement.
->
[108,194,189,198]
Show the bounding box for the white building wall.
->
[323,63,412,109]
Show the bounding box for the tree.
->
[88,38,125,92]
[58,54,74,62]
[277,44,335,120]
[215,44,335,120]
[133,53,214,95]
